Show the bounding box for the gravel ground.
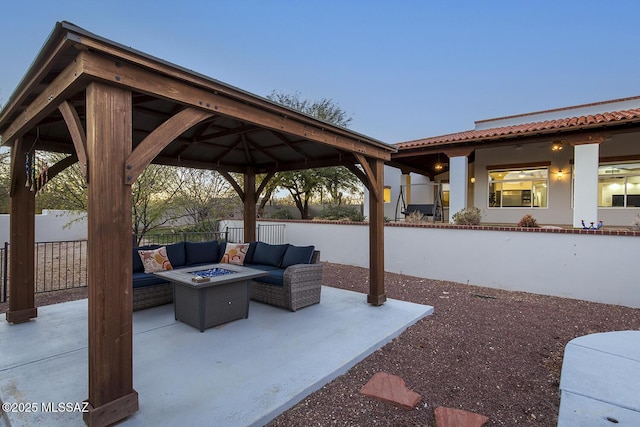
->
[2,263,639,426]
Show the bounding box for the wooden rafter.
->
[270,131,311,161]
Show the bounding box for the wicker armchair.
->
[250,250,322,311]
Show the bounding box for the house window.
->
[598,162,640,207]
[488,168,548,208]
[383,186,391,203]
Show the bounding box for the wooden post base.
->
[5,307,38,324]
[367,293,387,306]
[83,391,139,427]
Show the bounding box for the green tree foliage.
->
[172,168,239,232]
[131,164,185,244]
[34,153,88,212]
[265,91,362,218]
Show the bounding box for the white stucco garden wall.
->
[221,219,640,309]
[0,210,87,243]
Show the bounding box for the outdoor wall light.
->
[551,142,564,151]
[434,163,444,171]
[556,170,564,179]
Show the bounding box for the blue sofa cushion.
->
[185,241,218,265]
[132,272,169,289]
[244,242,258,264]
[252,242,289,267]
[281,245,315,268]
[253,268,285,287]
[165,242,186,268]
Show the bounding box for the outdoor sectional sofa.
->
[132,240,322,312]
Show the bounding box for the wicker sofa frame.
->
[250,250,322,311]
[133,283,173,311]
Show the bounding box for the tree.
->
[131,164,185,244]
[34,152,88,212]
[265,91,361,218]
[172,168,239,231]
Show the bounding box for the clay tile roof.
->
[395,107,640,150]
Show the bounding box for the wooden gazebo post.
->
[83,82,139,426]
[6,137,38,323]
[244,170,257,242]
[367,158,386,305]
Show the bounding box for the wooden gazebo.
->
[0,22,395,426]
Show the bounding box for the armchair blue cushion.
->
[280,245,315,268]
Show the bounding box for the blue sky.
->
[2,0,640,144]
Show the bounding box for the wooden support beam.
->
[6,137,38,323]
[367,158,386,306]
[84,82,138,426]
[244,171,257,242]
[58,100,88,179]
[219,170,245,201]
[125,107,213,185]
[354,153,380,202]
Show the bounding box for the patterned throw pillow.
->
[220,243,249,266]
[138,246,173,273]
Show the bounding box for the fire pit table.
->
[153,264,268,332]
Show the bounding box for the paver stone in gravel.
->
[359,371,421,409]
[434,406,489,427]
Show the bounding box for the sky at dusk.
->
[2,0,640,144]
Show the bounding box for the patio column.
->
[368,158,386,305]
[572,143,600,228]
[447,152,470,222]
[6,137,37,324]
[84,82,138,426]
[244,170,257,242]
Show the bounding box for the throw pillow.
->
[138,246,173,273]
[220,242,250,265]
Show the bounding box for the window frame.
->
[597,161,640,208]
[486,164,550,209]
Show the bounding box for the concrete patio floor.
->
[0,286,433,427]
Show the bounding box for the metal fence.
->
[0,231,233,301]
[133,231,228,247]
[1,240,89,303]
[225,224,286,244]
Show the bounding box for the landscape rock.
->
[434,406,489,427]
[359,371,421,409]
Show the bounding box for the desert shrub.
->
[269,209,294,220]
[405,210,427,223]
[452,207,483,225]
[316,205,365,222]
[517,214,539,228]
